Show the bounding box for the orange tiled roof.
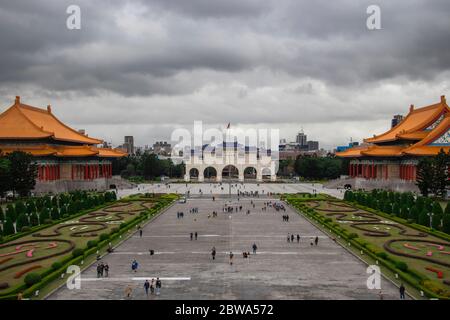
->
[336,96,450,158]
[335,146,369,158]
[0,96,102,144]
[364,96,449,143]
[0,144,127,158]
[360,145,404,157]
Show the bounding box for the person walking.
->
[297,234,300,243]
[252,243,258,254]
[97,263,102,278]
[125,285,133,299]
[399,283,406,300]
[140,229,143,238]
[195,232,198,240]
[190,232,193,240]
[131,259,139,272]
[104,263,109,277]
[287,234,290,243]
[144,280,150,297]
[315,236,319,246]
[211,247,216,260]
[155,278,162,296]
[229,252,234,265]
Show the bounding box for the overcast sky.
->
[0,0,449,150]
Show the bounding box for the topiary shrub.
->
[20,226,31,233]
[87,240,98,248]
[99,233,109,241]
[72,248,84,258]
[395,261,408,272]
[51,261,63,271]
[376,252,388,260]
[24,273,42,287]
[348,233,358,239]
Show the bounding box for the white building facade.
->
[184,141,277,182]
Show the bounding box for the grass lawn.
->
[290,199,450,298]
[0,197,164,293]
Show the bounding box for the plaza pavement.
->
[48,197,404,300]
[117,182,346,199]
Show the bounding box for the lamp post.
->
[427,212,434,229]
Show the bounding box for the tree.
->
[29,212,39,226]
[445,202,450,215]
[418,208,429,227]
[431,202,443,229]
[392,203,401,216]
[51,207,60,220]
[400,205,409,219]
[16,213,30,232]
[15,201,26,216]
[5,204,16,222]
[431,149,449,197]
[0,155,11,197]
[408,206,419,222]
[6,151,38,197]
[3,219,15,235]
[416,158,434,196]
[0,206,4,222]
[443,214,450,234]
[39,207,50,223]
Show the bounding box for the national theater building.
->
[0,96,126,194]
[336,95,450,191]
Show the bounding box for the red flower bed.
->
[14,265,42,279]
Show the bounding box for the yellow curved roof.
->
[0,97,102,144]
[365,96,449,143]
[0,144,127,158]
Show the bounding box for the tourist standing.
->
[229,252,234,265]
[156,278,162,296]
[190,232,193,240]
[297,234,300,243]
[131,259,139,272]
[195,232,198,240]
[144,280,150,296]
[315,236,319,246]
[252,243,258,254]
[399,283,406,300]
[211,247,216,260]
[104,263,109,277]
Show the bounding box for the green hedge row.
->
[0,195,177,300]
[286,199,449,300]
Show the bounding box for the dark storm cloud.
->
[0,0,449,148]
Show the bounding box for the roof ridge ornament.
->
[47,105,52,113]
[15,96,20,104]
[410,104,414,112]
[441,95,446,104]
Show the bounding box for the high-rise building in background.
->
[124,136,134,155]
[296,130,307,147]
[391,114,404,128]
[307,140,319,151]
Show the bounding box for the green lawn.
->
[289,198,450,298]
[0,198,161,293]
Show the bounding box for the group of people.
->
[96,262,109,278]
[176,211,185,219]
[190,232,198,240]
[282,214,290,222]
[144,278,162,296]
[190,208,199,214]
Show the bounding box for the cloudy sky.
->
[0,0,449,150]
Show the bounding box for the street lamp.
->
[427,212,434,229]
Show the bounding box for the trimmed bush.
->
[3,219,15,235]
[99,233,109,241]
[87,240,98,248]
[15,213,30,232]
[29,212,39,227]
[72,248,84,258]
[395,261,408,272]
[51,261,63,271]
[24,273,42,287]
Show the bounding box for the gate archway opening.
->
[204,167,217,181]
[222,165,239,180]
[262,168,271,181]
[189,168,199,180]
[244,167,257,180]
